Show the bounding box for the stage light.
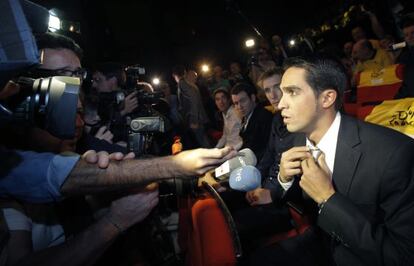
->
[245,39,255,48]
[152,77,160,85]
[48,12,61,32]
[289,39,296,47]
[201,64,210,73]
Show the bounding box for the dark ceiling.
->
[30,0,412,80]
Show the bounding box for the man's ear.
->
[320,89,337,109]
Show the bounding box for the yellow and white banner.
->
[364,98,414,138]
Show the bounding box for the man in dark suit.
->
[251,56,414,266]
[231,82,273,161]
[172,65,211,148]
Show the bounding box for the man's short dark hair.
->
[213,87,230,99]
[35,32,83,59]
[231,82,256,97]
[94,62,125,87]
[172,65,186,77]
[257,67,283,88]
[283,55,348,110]
[401,17,414,29]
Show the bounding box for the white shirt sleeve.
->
[277,173,294,191]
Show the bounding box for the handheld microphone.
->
[229,165,261,192]
[214,148,257,181]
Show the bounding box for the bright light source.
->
[201,64,210,73]
[289,39,296,46]
[69,25,75,32]
[48,13,61,32]
[245,39,255,48]
[152,77,160,85]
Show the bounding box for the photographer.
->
[92,62,137,143]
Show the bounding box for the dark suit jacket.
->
[240,105,273,162]
[275,115,414,266]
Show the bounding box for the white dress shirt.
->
[215,105,243,150]
[279,112,341,191]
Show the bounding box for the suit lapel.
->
[332,115,362,195]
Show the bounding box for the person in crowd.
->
[271,34,289,66]
[396,17,414,64]
[251,55,414,266]
[395,17,414,98]
[248,47,277,103]
[213,87,242,150]
[91,62,138,143]
[228,61,247,86]
[231,82,272,162]
[343,41,354,60]
[92,62,137,117]
[172,65,211,148]
[208,65,232,95]
[352,39,393,73]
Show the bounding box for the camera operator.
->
[91,62,137,143]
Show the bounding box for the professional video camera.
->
[0,0,80,140]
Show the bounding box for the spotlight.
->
[152,77,160,85]
[48,12,61,32]
[245,39,255,48]
[201,64,210,73]
[289,39,296,47]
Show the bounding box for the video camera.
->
[0,0,80,140]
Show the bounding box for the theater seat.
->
[185,183,242,266]
[344,64,404,118]
[259,203,311,247]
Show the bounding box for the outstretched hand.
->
[173,146,237,176]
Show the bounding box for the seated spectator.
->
[248,48,277,103]
[352,39,393,74]
[379,34,401,62]
[213,88,242,150]
[231,83,273,162]
[343,41,354,60]
[228,61,247,86]
[396,18,414,65]
[394,18,414,98]
[208,65,231,95]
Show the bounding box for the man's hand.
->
[105,189,159,231]
[279,146,311,183]
[245,188,272,206]
[173,146,237,176]
[94,126,114,143]
[299,152,335,204]
[82,150,135,168]
[120,91,138,116]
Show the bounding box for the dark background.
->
[31,0,414,81]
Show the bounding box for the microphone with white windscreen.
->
[214,148,257,181]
